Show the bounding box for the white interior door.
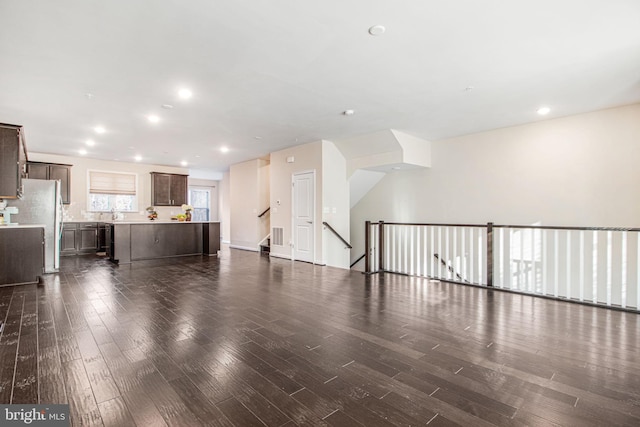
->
[293,171,315,263]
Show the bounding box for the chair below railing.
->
[364,220,640,312]
[434,253,469,283]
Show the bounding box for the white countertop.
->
[63,219,219,225]
[108,220,219,225]
[0,224,46,229]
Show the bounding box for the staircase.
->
[260,237,270,255]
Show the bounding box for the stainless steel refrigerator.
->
[12,179,63,273]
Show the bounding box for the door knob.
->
[307,221,313,224]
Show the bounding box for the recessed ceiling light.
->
[147,115,160,123]
[537,106,551,115]
[85,93,94,99]
[220,146,229,153]
[180,161,188,167]
[134,155,142,162]
[368,25,386,36]
[178,88,192,99]
[392,166,401,170]
[464,86,474,92]
[85,139,95,146]
[161,104,174,109]
[94,126,106,134]
[254,136,262,140]
[79,149,87,155]
[343,109,355,116]
[195,155,201,158]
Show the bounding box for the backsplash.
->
[62,203,184,222]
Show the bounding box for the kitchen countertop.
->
[64,220,219,224]
[0,224,46,229]
[107,220,220,225]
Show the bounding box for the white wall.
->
[229,159,261,250]
[322,141,350,269]
[258,159,270,242]
[219,171,231,243]
[29,152,189,221]
[350,104,640,265]
[270,141,323,262]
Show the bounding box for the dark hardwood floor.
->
[1,248,639,426]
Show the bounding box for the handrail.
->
[258,207,270,218]
[433,253,468,283]
[370,221,640,232]
[494,224,640,232]
[350,254,365,268]
[373,221,487,228]
[322,222,352,249]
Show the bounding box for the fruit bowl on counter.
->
[146,206,158,221]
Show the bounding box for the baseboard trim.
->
[269,252,292,260]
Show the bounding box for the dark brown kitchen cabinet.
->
[61,223,78,256]
[151,172,188,206]
[61,222,98,256]
[0,227,44,286]
[0,123,27,199]
[27,161,72,204]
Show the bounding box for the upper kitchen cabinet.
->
[0,123,27,199]
[150,172,188,206]
[27,161,72,204]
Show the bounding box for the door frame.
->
[291,170,316,263]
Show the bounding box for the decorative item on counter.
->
[175,213,186,221]
[146,206,158,221]
[181,204,193,222]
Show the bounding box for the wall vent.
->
[272,227,284,246]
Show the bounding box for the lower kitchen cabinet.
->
[0,226,44,286]
[61,222,98,256]
[108,222,220,264]
[61,224,78,256]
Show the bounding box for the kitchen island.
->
[108,221,220,264]
[0,224,45,286]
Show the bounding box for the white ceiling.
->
[1,0,639,178]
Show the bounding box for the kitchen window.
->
[88,170,138,212]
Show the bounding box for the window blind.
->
[89,171,136,195]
